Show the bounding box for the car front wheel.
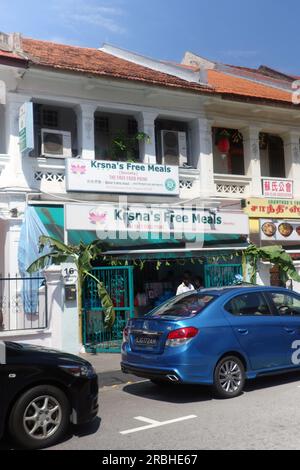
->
[213,356,245,399]
[8,385,70,449]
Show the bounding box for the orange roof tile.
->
[208,69,293,104]
[21,38,211,93]
[0,37,294,107]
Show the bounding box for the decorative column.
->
[241,126,262,196]
[136,111,158,163]
[282,131,300,197]
[76,103,97,160]
[193,118,214,198]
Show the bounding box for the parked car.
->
[121,286,300,398]
[0,342,99,449]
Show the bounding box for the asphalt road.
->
[2,371,300,450]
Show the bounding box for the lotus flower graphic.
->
[71,163,87,175]
[89,211,107,225]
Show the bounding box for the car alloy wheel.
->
[23,395,62,440]
[9,385,70,449]
[219,360,242,393]
[213,355,245,399]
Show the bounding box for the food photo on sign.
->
[260,219,300,241]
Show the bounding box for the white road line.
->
[134,416,160,425]
[120,415,197,435]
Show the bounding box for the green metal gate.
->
[83,266,134,353]
[204,264,242,288]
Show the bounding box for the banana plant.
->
[242,243,300,285]
[27,236,115,330]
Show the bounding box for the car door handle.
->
[237,328,249,335]
[284,328,296,334]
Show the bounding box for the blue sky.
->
[1,0,300,74]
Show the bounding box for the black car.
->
[0,341,99,449]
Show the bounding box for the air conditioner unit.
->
[41,128,72,158]
[161,130,187,166]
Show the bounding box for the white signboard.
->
[262,178,293,199]
[260,219,300,241]
[65,203,249,241]
[19,102,34,155]
[61,263,78,285]
[65,158,179,196]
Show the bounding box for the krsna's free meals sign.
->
[66,158,179,196]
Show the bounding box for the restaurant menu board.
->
[260,219,300,241]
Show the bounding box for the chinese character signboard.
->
[66,158,179,196]
[260,219,300,241]
[19,102,34,155]
[262,179,293,199]
[244,198,300,219]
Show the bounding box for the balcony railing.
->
[214,174,252,198]
[179,167,200,199]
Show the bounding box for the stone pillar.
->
[44,265,80,354]
[241,126,262,196]
[4,217,23,277]
[282,131,300,197]
[76,103,97,160]
[137,111,158,163]
[193,118,214,198]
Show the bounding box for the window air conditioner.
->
[41,128,72,158]
[161,130,187,166]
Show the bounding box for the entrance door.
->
[204,264,242,288]
[83,266,134,353]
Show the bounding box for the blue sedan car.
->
[121,286,300,398]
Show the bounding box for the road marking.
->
[120,415,197,435]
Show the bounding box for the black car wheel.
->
[8,385,70,449]
[213,356,245,399]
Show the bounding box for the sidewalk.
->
[80,352,142,388]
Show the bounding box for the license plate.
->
[135,336,158,346]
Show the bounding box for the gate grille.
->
[83,266,134,353]
[204,264,242,288]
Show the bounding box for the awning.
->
[29,204,248,252]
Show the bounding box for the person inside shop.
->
[194,275,204,291]
[176,271,195,295]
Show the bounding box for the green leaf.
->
[38,235,75,255]
[27,252,69,273]
[97,281,116,330]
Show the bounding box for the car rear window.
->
[147,293,216,319]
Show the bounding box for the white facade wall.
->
[1,59,300,349]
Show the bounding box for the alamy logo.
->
[0,341,6,364]
[291,340,300,365]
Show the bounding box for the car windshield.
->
[147,293,216,319]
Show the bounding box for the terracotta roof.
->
[21,38,211,93]
[0,49,27,66]
[208,69,293,104]
[0,37,295,107]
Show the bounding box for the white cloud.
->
[52,0,126,35]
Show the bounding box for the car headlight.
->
[59,364,96,378]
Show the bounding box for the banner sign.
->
[262,179,293,198]
[65,203,249,241]
[19,102,34,155]
[66,159,179,196]
[244,198,300,219]
[260,219,300,241]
